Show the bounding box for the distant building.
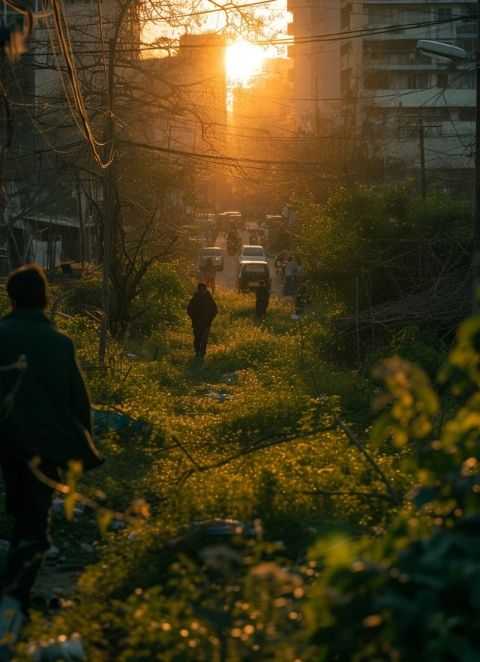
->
[286,0,341,133]
[287,0,476,185]
[0,0,127,272]
[231,57,293,135]
[137,33,227,212]
[227,57,294,215]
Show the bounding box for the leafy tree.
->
[295,184,471,313]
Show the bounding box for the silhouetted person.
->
[201,257,216,294]
[187,282,218,358]
[283,256,298,296]
[0,264,103,615]
[255,281,270,318]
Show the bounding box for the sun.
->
[225,40,265,86]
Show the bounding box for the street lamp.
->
[417,39,468,61]
[416,36,480,312]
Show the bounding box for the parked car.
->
[198,246,224,272]
[237,260,271,293]
[239,245,267,264]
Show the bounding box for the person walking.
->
[283,255,298,296]
[255,280,270,318]
[187,283,218,358]
[201,258,216,294]
[0,264,103,617]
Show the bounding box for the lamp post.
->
[417,31,479,312]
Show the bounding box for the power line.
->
[120,139,353,169]
[27,13,475,54]
[48,0,111,168]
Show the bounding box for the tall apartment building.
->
[0,0,131,271]
[139,33,227,212]
[287,0,476,183]
[342,1,476,176]
[287,0,341,133]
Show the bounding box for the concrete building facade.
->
[287,0,341,133]
[287,0,477,185]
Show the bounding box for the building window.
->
[341,42,351,57]
[437,7,452,21]
[364,71,391,90]
[457,18,476,35]
[341,69,351,94]
[407,74,429,89]
[341,4,352,30]
[368,7,391,26]
[452,73,475,89]
[457,38,475,54]
[458,108,475,121]
[437,73,448,88]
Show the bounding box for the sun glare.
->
[226,41,265,86]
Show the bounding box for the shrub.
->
[304,315,480,660]
[294,186,471,313]
[129,260,190,336]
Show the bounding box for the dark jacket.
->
[255,285,270,307]
[187,290,218,329]
[0,309,103,470]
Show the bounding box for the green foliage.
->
[19,284,480,660]
[62,269,103,311]
[0,284,10,317]
[371,356,439,446]
[303,314,480,660]
[129,260,190,336]
[294,185,471,312]
[20,529,309,662]
[365,325,447,379]
[265,215,292,255]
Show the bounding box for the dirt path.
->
[30,507,100,609]
[30,243,290,611]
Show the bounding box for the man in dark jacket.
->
[187,282,218,358]
[0,264,103,613]
[255,280,270,318]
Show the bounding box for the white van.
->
[239,245,267,264]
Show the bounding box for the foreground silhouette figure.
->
[187,282,218,358]
[0,264,103,617]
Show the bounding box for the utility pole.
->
[402,116,440,198]
[473,0,480,311]
[99,37,115,364]
[418,117,427,199]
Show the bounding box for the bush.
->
[364,325,447,379]
[294,186,471,312]
[304,316,480,660]
[129,261,190,336]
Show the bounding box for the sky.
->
[142,0,289,60]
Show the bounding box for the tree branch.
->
[334,416,400,505]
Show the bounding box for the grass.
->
[13,287,408,660]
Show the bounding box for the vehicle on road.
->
[237,260,271,293]
[198,246,224,272]
[226,229,241,255]
[239,245,267,263]
[217,211,243,232]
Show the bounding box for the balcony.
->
[365,88,475,109]
[365,53,432,67]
